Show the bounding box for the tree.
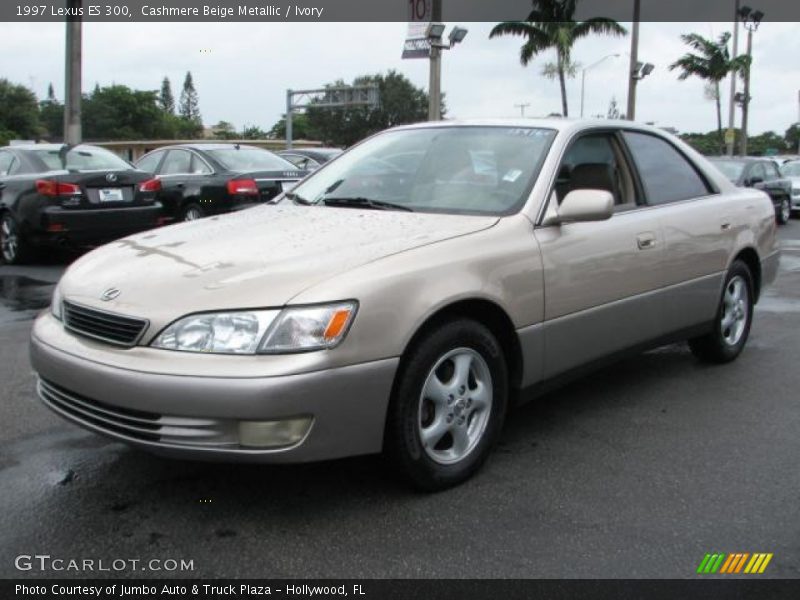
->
[241,124,268,139]
[607,96,622,119]
[82,84,170,140]
[39,82,64,140]
[269,71,433,147]
[489,0,626,117]
[669,32,749,154]
[158,77,175,113]
[210,120,237,139]
[178,71,202,137]
[786,123,800,153]
[0,79,40,144]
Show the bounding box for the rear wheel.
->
[777,198,791,225]
[181,204,205,221]
[0,212,34,265]
[385,319,508,491]
[689,260,754,364]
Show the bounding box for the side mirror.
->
[554,189,614,224]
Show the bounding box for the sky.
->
[1,20,798,136]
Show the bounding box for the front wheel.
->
[689,260,754,364]
[385,319,508,491]
[777,198,791,225]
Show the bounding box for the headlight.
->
[151,301,357,355]
[259,302,357,354]
[152,310,279,354]
[51,285,63,321]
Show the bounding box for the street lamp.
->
[426,21,468,121]
[738,5,764,155]
[580,53,621,118]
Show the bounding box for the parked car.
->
[134,144,306,222]
[708,156,792,224]
[278,147,343,171]
[31,120,779,490]
[780,160,800,216]
[0,144,163,265]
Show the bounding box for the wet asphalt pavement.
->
[1,224,799,580]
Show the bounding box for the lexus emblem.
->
[105,173,118,183]
[101,288,120,301]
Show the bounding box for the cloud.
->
[0,20,796,137]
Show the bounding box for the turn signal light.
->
[36,180,81,197]
[226,178,259,196]
[138,178,162,193]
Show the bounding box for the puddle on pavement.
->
[0,275,54,323]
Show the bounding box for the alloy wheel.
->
[720,275,749,346]
[781,199,791,223]
[184,208,202,221]
[417,347,493,465]
[0,216,18,263]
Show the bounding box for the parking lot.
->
[1,221,798,579]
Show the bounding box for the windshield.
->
[710,159,746,181]
[781,162,800,177]
[32,145,133,171]
[207,147,298,172]
[287,126,557,215]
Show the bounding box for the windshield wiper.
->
[283,191,312,205]
[322,197,414,212]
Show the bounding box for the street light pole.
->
[726,0,741,156]
[514,103,530,117]
[581,53,620,118]
[740,27,753,155]
[625,0,641,120]
[64,0,82,145]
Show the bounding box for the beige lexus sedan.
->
[30,120,780,490]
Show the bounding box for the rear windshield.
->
[32,146,132,171]
[781,162,800,177]
[206,148,298,172]
[710,159,746,181]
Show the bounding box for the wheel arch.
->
[731,246,762,303]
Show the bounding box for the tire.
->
[777,197,790,225]
[181,203,205,222]
[0,212,34,265]
[689,260,754,364]
[385,318,508,491]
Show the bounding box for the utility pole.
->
[427,0,443,121]
[514,103,530,117]
[64,0,82,144]
[625,0,641,121]
[285,89,293,149]
[726,0,741,156]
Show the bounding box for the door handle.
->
[636,233,657,250]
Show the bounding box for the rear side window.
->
[160,150,192,175]
[623,132,711,205]
[136,151,163,174]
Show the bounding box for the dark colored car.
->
[134,144,307,221]
[278,147,343,171]
[709,157,792,225]
[0,144,163,264]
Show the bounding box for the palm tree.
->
[489,0,626,117]
[669,32,750,154]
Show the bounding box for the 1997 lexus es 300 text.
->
[30,120,780,490]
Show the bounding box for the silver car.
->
[30,120,780,490]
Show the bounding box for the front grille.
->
[63,301,148,347]
[37,379,237,447]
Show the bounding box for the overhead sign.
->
[402,0,432,59]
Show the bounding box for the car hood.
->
[60,204,498,325]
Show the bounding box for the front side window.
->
[32,145,132,172]
[623,132,711,205]
[287,126,557,215]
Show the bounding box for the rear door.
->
[535,130,665,379]
[621,131,734,335]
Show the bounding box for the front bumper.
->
[30,322,399,463]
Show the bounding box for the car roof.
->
[3,143,105,152]
[161,143,270,152]
[389,118,674,137]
